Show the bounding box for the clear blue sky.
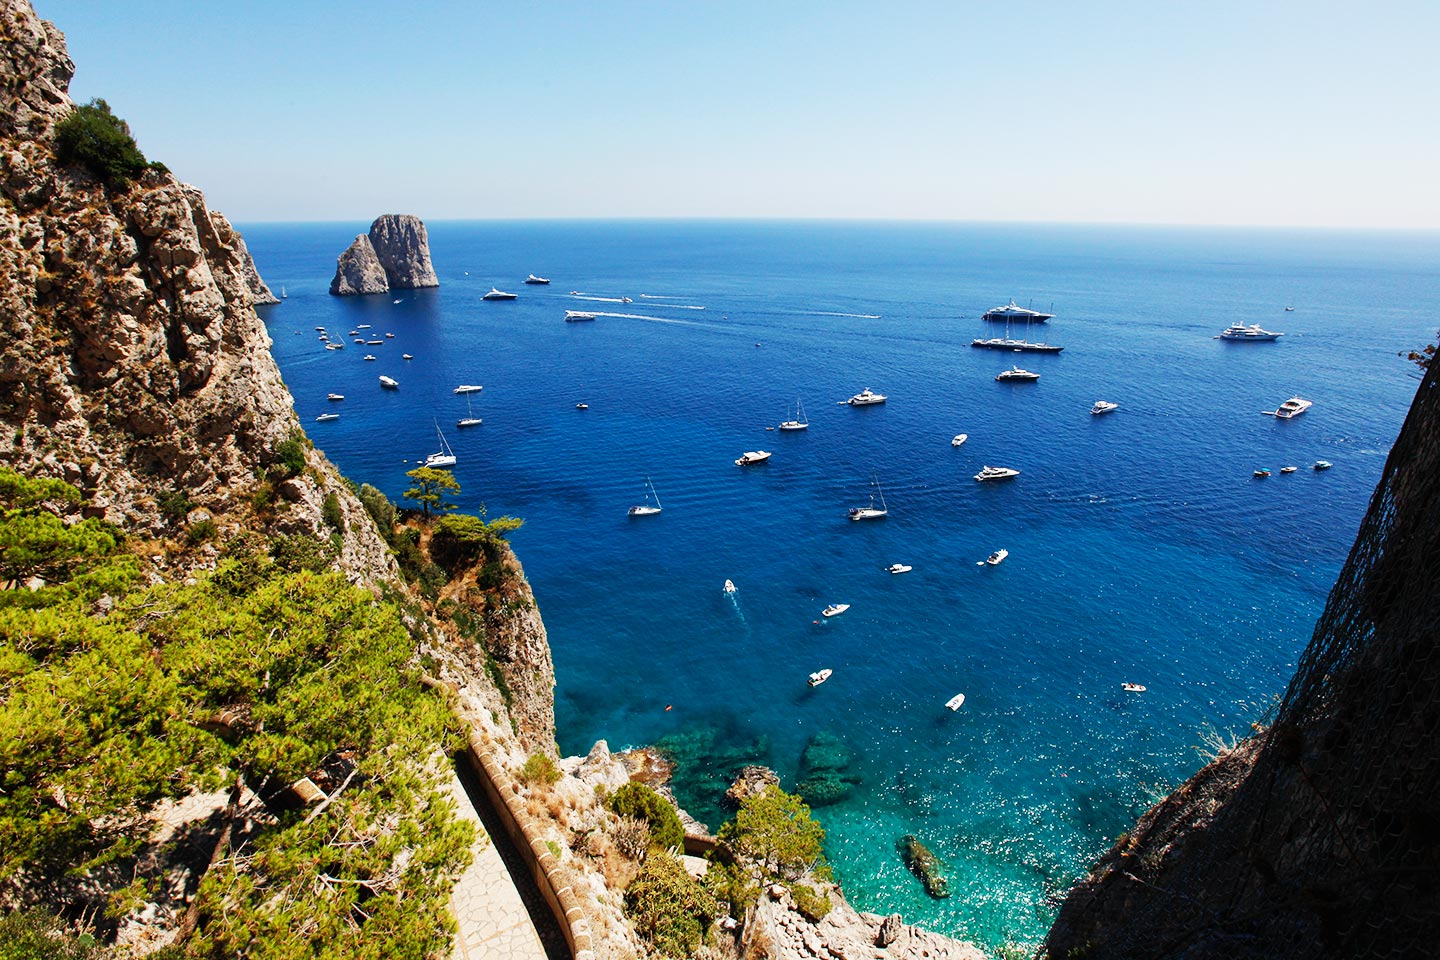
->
[46,0,1440,227]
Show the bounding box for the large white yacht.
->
[524,274,551,285]
[846,387,887,405]
[379,376,399,389]
[974,465,1020,482]
[565,311,597,322]
[983,300,1053,323]
[454,384,484,394]
[1091,400,1119,415]
[995,367,1040,382]
[1272,397,1313,419]
[1218,322,1282,341]
[483,288,518,301]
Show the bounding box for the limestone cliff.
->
[329,214,437,295]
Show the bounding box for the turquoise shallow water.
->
[246,220,1438,950]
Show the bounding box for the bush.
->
[185,517,217,546]
[789,883,832,921]
[271,533,335,574]
[520,752,560,787]
[272,436,306,477]
[609,782,684,851]
[704,859,760,917]
[53,98,149,189]
[157,489,192,524]
[320,491,344,533]
[357,483,395,538]
[718,785,826,880]
[0,908,100,959]
[624,849,716,959]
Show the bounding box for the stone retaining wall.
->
[463,733,593,960]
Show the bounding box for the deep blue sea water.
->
[244,220,1439,950]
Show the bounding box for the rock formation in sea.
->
[328,214,438,295]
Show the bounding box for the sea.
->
[243,220,1439,951]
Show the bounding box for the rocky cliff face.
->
[329,214,437,295]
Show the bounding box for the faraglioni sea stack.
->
[329,214,438,295]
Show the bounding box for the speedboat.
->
[628,477,662,516]
[525,274,551,285]
[454,385,484,394]
[945,693,966,711]
[888,563,912,574]
[985,548,1008,566]
[996,366,1040,382]
[363,354,376,361]
[1280,466,1298,474]
[1285,306,1295,312]
[846,387,887,406]
[379,376,399,389]
[325,342,344,350]
[821,604,849,618]
[327,393,345,401]
[1122,682,1147,693]
[1218,322,1282,341]
[483,287,518,301]
[735,450,772,466]
[366,339,384,345]
[723,579,737,594]
[314,413,339,422]
[1091,400,1119,415]
[1254,469,1271,477]
[358,324,371,329]
[974,465,1020,482]
[575,403,589,410]
[808,669,832,687]
[402,353,413,360]
[982,300,1053,323]
[385,332,395,338]
[565,311,597,321]
[952,434,968,447]
[1272,397,1312,419]
[1313,460,1333,470]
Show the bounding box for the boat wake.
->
[800,310,883,320]
[642,302,707,310]
[640,294,686,300]
[591,312,710,328]
[570,295,631,303]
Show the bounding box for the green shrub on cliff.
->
[520,752,560,786]
[609,781,684,851]
[624,848,717,959]
[53,98,149,189]
[718,785,826,880]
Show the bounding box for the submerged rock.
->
[329,233,388,296]
[723,765,780,809]
[796,731,862,807]
[900,834,949,898]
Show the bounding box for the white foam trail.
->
[804,310,883,319]
[591,312,705,327]
[642,303,706,310]
[640,294,686,300]
[571,295,630,303]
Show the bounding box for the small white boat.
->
[402,354,413,360]
[349,330,359,336]
[778,398,809,431]
[325,342,344,350]
[483,287,517,301]
[1270,397,1312,419]
[454,385,484,394]
[1314,460,1333,470]
[627,477,662,516]
[845,387,887,406]
[1091,400,1119,415]
[575,402,589,410]
[315,326,325,332]
[457,393,482,428]
[974,465,1020,482]
[849,474,889,520]
[565,311,597,322]
[525,274,551,285]
[888,563,912,574]
[808,669,832,687]
[723,579,737,594]
[822,603,850,618]
[424,420,457,468]
[951,433,968,447]
[358,324,371,329]
[1254,469,1271,477]
[996,366,1040,382]
[366,339,384,345]
[985,548,1009,566]
[379,376,399,389]
[392,298,402,304]
[385,332,395,338]
[945,693,966,711]
[735,450,772,466]
[1280,466,1297,474]
[1285,306,1295,312]
[327,393,345,401]
[363,354,376,361]
[1122,682,1147,693]
[281,286,286,299]
[314,413,339,422]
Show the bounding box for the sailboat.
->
[423,420,457,468]
[628,476,662,516]
[457,394,482,428]
[280,285,286,299]
[778,398,809,431]
[848,473,888,520]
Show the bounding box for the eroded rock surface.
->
[329,233,388,295]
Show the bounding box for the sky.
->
[44,0,1440,228]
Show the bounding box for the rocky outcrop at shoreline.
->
[329,214,437,295]
[329,233,389,295]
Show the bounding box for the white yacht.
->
[1272,397,1313,419]
[423,420,457,468]
[457,394,482,428]
[524,274,551,285]
[996,366,1040,382]
[888,563,912,574]
[974,465,1020,482]
[985,548,1009,566]
[628,477,663,516]
[1314,460,1333,470]
[849,475,888,520]
[565,311,597,322]
[983,300,1053,323]
[778,399,809,431]
[846,387,887,406]
[735,450,773,466]
[808,669,832,687]
[402,353,413,360]
[327,393,345,401]
[1218,322,1282,341]
[483,288,518,301]
[379,376,399,389]
[454,385,484,394]
[314,413,339,422]
[821,604,850,618]
[1091,400,1119,415]
[951,433,968,447]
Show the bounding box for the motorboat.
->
[454,385,484,394]
[846,387,887,405]
[1254,469,1271,477]
[358,324,371,329]
[483,288,518,301]
[951,434,968,447]
[996,366,1040,382]
[1280,466,1298,474]
[349,330,359,336]
[983,300,1053,323]
[735,450,772,466]
[565,311,597,322]
[628,477,663,516]
[1218,322,1282,341]
[575,403,589,410]
[970,337,1063,353]
[392,299,402,304]
[424,420,457,468]
[314,413,339,422]
[402,353,413,360]
[821,604,849,618]
[325,342,344,350]
[1271,397,1312,419]
[888,563,912,574]
[379,376,399,389]
[457,393,482,428]
[808,669,832,687]
[723,579,737,594]
[778,399,809,431]
[326,393,345,401]
[1091,400,1119,415]
[1314,460,1333,470]
[385,332,395,338]
[525,274,551,285]
[1122,682,1147,693]
[366,339,384,345]
[1285,306,1296,312]
[985,548,1009,566]
[945,693,966,711]
[363,354,376,361]
[974,465,1020,482]
[315,326,325,332]
[849,474,888,520]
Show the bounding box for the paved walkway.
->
[445,769,552,960]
